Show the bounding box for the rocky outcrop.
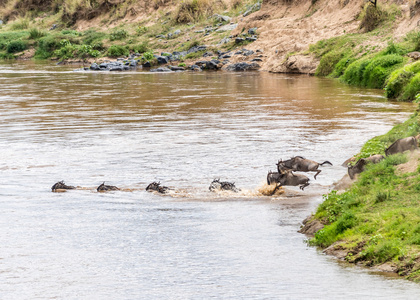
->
[226,62,260,71]
[298,215,324,237]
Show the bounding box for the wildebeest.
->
[267,170,310,190]
[51,180,75,192]
[97,182,120,192]
[385,135,419,156]
[209,179,240,193]
[277,156,332,179]
[146,181,171,194]
[347,154,385,179]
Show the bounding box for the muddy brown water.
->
[1,61,420,299]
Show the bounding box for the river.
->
[1,61,420,299]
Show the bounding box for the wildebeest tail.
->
[320,161,333,166]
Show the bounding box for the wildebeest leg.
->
[300,182,310,190]
[314,170,321,180]
[270,183,282,196]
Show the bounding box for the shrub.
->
[82,29,105,46]
[174,0,214,23]
[6,40,27,53]
[29,28,46,39]
[35,36,61,58]
[10,18,30,30]
[361,240,403,264]
[142,51,155,61]
[136,26,148,36]
[359,3,385,32]
[402,73,420,101]
[315,50,346,76]
[362,54,405,88]
[132,42,149,54]
[342,54,405,88]
[107,45,129,57]
[109,29,128,41]
[342,57,371,86]
[384,61,420,99]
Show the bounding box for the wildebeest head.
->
[209,179,240,192]
[51,180,75,191]
[146,181,170,194]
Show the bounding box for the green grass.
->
[311,30,420,100]
[310,114,420,280]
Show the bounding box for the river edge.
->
[299,114,420,282]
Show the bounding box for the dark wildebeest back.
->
[209,179,240,192]
[97,182,120,192]
[277,156,332,179]
[51,180,76,191]
[385,136,419,156]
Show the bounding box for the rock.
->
[216,23,238,32]
[187,45,207,54]
[173,29,181,35]
[226,62,260,71]
[246,36,257,42]
[218,37,231,45]
[150,67,172,72]
[235,37,245,44]
[251,58,263,62]
[213,14,231,23]
[0,20,3,25]
[155,34,165,38]
[142,61,152,68]
[248,27,257,35]
[157,56,169,64]
[195,30,205,33]
[221,54,231,59]
[242,50,254,56]
[298,216,324,237]
[256,49,263,53]
[243,2,261,17]
[109,65,124,71]
[203,52,213,57]
[169,66,185,71]
[190,65,202,71]
[280,54,318,74]
[90,63,100,70]
[49,24,57,31]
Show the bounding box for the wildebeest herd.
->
[346,135,420,179]
[51,135,420,195]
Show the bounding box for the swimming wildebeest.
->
[209,179,240,193]
[277,156,332,179]
[146,181,171,194]
[97,182,120,192]
[347,154,384,180]
[51,180,75,192]
[267,170,310,190]
[385,135,419,156]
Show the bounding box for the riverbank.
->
[0,0,419,99]
[301,111,420,282]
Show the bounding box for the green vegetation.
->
[311,30,420,101]
[310,114,420,280]
[107,45,129,57]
